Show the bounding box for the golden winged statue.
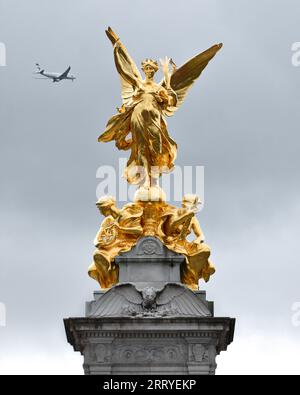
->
[90,28,222,290]
[98,27,222,188]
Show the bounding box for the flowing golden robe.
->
[98,44,177,184]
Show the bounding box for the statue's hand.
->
[157,89,169,103]
[114,39,122,49]
[194,237,205,245]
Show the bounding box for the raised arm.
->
[106,27,142,90]
[113,41,140,88]
[191,217,205,244]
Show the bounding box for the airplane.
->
[34,63,76,82]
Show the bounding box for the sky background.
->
[1,0,300,374]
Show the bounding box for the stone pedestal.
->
[64,237,235,375]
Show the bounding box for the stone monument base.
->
[64,237,235,375]
[64,315,234,375]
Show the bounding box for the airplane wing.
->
[58,66,71,80]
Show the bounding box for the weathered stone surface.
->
[64,237,235,375]
[116,237,184,288]
[86,283,212,318]
[64,316,235,375]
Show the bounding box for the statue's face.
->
[182,201,198,213]
[142,64,156,79]
[100,206,112,217]
[142,287,156,303]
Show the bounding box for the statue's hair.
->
[182,194,202,207]
[96,195,116,208]
[141,58,159,72]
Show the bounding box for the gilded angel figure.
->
[99,27,222,188]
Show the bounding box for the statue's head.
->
[182,194,202,213]
[142,286,157,308]
[96,196,116,217]
[141,59,158,79]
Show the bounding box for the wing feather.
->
[119,77,135,106]
[89,284,143,317]
[156,284,211,317]
[162,43,223,116]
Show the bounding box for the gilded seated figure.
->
[88,196,143,289]
[159,195,215,290]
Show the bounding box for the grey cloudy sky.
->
[0,0,300,374]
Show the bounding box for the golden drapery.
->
[98,43,177,185]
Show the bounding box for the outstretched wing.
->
[156,283,211,317]
[156,284,187,305]
[106,27,142,106]
[88,283,143,317]
[58,66,71,80]
[163,43,223,115]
